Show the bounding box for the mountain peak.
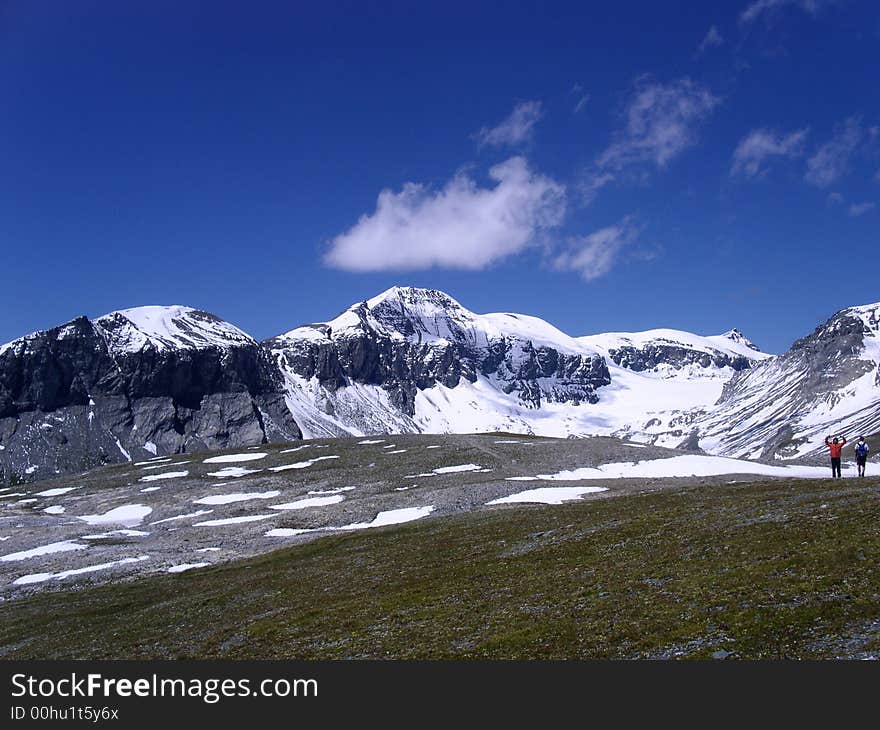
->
[719,328,762,352]
[841,302,880,332]
[364,286,465,312]
[95,305,255,353]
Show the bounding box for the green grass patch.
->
[1,478,879,659]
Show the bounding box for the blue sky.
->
[1,0,878,354]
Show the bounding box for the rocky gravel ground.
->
[0,433,786,599]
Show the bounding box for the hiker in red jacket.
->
[825,435,847,478]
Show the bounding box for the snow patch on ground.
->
[307,486,355,495]
[34,487,79,497]
[82,529,149,539]
[203,453,267,464]
[280,445,313,453]
[268,456,340,472]
[76,504,152,528]
[433,464,483,474]
[150,510,213,525]
[340,506,435,530]
[141,461,190,471]
[1,540,87,562]
[193,514,277,527]
[14,556,151,585]
[206,466,262,478]
[269,495,344,510]
[43,506,65,515]
[487,486,608,505]
[405,463,484,478]
[265,528,313,537]
[194,491,281,506]
[139,471,188,483]
[167,563,210,573]
[508,454,860,481]
[265,506,435,539]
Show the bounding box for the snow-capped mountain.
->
[2,287,876,481]
[266,287,769,441]
[580,328,767,375]
[0,307,299,481]
[687,302,880,460]
[94,305,255,353]
[266,287,612,438]
[573,327,773,449]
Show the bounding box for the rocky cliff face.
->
[605,343,754,373]
[689,303,880,460]
[0,307,300,482]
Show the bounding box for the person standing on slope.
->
[855,436,870,477]
[825,435,847,478]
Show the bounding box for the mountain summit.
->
[95,305,255,353]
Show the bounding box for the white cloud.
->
[698,25,725,53]
[579,172,616,205]
[474,101,543,148]
[553,218,641,281]
[848,202,875,217]
[323,157,566,272]
[598,79,720,169]
[739,0,835,26]
[584,78,720,201]
[730,127,808,178]
[828,191,844,204]
[570,84,590,113]
[805,117,863,188]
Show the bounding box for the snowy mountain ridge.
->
[266,286,768,443]
[276,286,596,355]
[2,287,878,480]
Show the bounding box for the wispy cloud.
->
[848,201,875,217]
[474,101,543,148]
[730,127,808,178]
[697,25,725,53]
[553,217,641,281]
[582,77,720,201]
[805,116,863,188]
[739,0,836,26]
[570,84,591,114]
[323,157,565,272]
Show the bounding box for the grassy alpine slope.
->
[1,475,879,659]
